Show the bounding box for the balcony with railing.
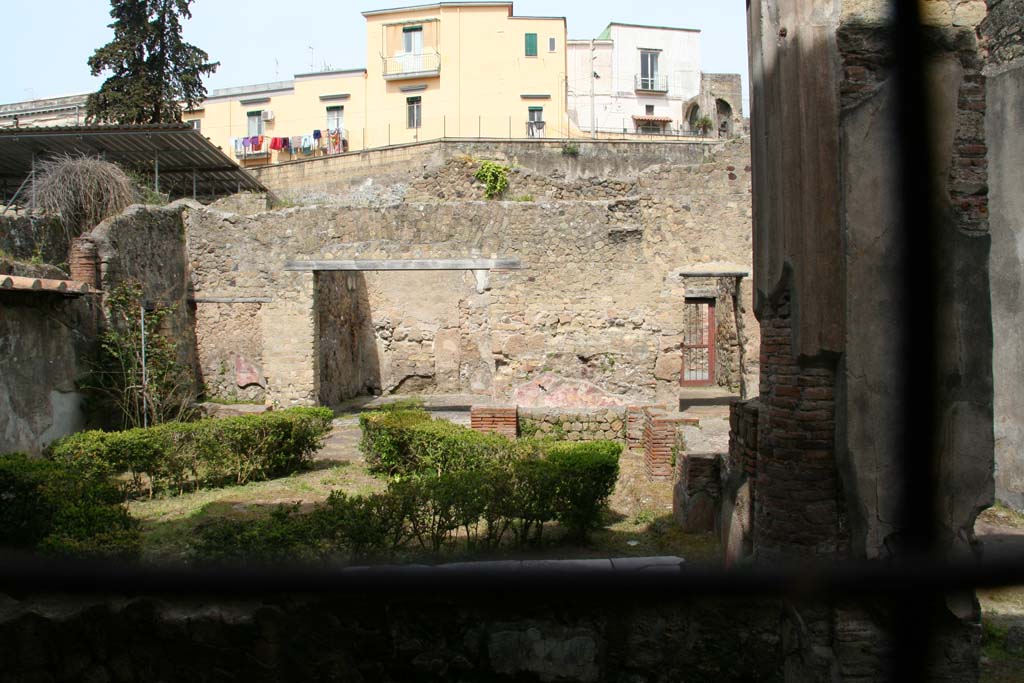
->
[634,74,669,93]
[383,51,441,80]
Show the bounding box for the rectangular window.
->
[326,105,344,131]
[187,119,201,131]
[246,110,264,137]
[407,96,421,129]
[525,33,538,57]
[527,106,544,138]
[548,37,556,52]
[402,25,423,54]
[640,50,659,90]
[645,105,655,115]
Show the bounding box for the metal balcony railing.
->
[383,51,441,80]
[635,74,669,92]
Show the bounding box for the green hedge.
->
[0,453,140,559]
[192,439,623,563]
[49,407,334,497]
[358,407,432,475]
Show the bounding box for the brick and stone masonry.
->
[753,291,844,563]
[470,406,518,439]
[641,407,699,481]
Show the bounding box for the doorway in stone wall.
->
[681,298,715,386]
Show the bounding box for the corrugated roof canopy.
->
[0,124,267,203]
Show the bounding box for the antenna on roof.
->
[275,58,279,80]
[308,46,315,72]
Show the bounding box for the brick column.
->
[753,292,843,563]
[642,408,699,481]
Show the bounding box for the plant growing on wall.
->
[694,115,715,137]
[86,0,219,124]
[474,160,510,199]
[83,281,195,429]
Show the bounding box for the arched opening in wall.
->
[716,99,734,138]
[686,103,702,133]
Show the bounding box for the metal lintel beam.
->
[283,259,524,272]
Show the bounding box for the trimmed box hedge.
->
[49,407,334,497]
[0,453,140,559]
[193,410,623,564]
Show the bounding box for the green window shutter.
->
[525,33,538,57]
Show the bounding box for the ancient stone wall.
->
[82,202,200,393]
[0,214,68,267]
[186,139,756,407]
[0,261,97,454]
[747,0,995,677]
[518,407,627,442]
[983,0,1024,510]
[252,138,717,205]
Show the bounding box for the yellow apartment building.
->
[362,2,567,147]
[177,1,567,166]
[0,3,571,165]
[182,69,368,167]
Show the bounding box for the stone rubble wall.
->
[186,138,756,407]
[252,138,718,205]
[517,407,626,442]
[0,214,69,268]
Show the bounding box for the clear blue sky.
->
[2,1,749,110]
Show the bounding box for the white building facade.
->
[568,22,741,138]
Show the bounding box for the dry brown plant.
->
[33,154,136,238]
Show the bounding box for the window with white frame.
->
[246,111,264,137]
[640,50,660,90]
[187,119,201,131]
[527,106,544,137]
[326,106,344,132]
[403,26,423,54]
[407,97,422,129]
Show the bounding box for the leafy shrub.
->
[49,407,333,497]
[509,456,559,544]
[191,503,319,566]
[546,441,622,541]
[358,407,432,475]
[316,491,413,560]
[561,143,580,157]
[191,431,623,564]
[0,453,140,559]
[83,281,196,429]
[407,420,515,477]
[474,160,510,199]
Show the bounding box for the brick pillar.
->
[626,405,646,448]
[642,408,698,481]
[470,406,518,438]
[753,291,843,563]
[69,238,99,288]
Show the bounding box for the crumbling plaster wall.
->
[0,261,96,455]
[983,0,1024,510]
[748,0,993,563]
[187,139,756,407]
[746,0,993,678]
